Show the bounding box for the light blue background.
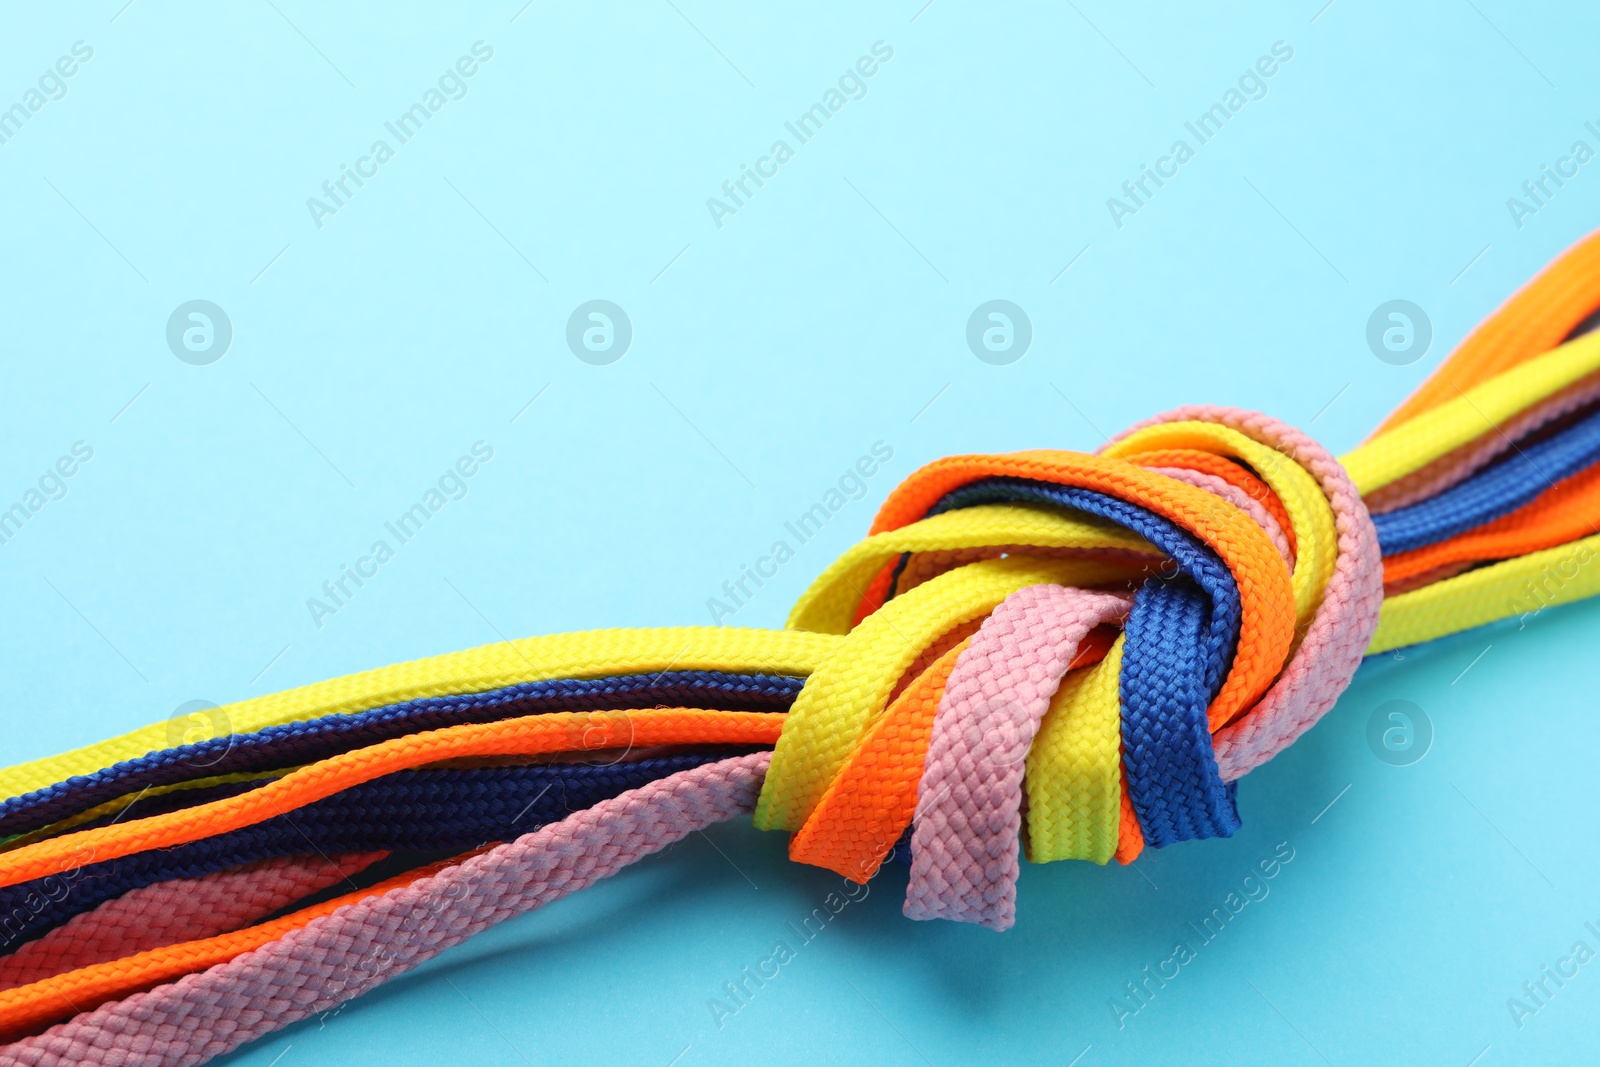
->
[3,2,1599,1064]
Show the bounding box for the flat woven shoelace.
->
[1365,367,1600,514]
[5,231,1600,1065]
[0,852,389,993]
[0,710,787,893]
[0,628,838,802]
[1370,229,1600,436]
[0,752,738,954]
[1371,402,1600,554]
[904,586,1131,929]
[0,755,773,1055]
[1381,462,1600,588]
[918,479,1244,854]
[0,671,802,841]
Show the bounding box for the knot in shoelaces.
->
[755,406,1382,930]
[6,234,1600,1060]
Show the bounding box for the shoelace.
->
[0,671,802,840]
[5,231,1600,1063]
[0,852,389,993]
[0,752,745,954]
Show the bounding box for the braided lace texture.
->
[905,586,1131,929]
[0,755,771,1066]
[6,230,1600,1066]
[0,853,386,993]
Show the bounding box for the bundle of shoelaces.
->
[3,235,1600,1066]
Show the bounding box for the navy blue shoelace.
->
[0,671,804,841]
[0,751,746,954]
[1373,403,1600,555]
